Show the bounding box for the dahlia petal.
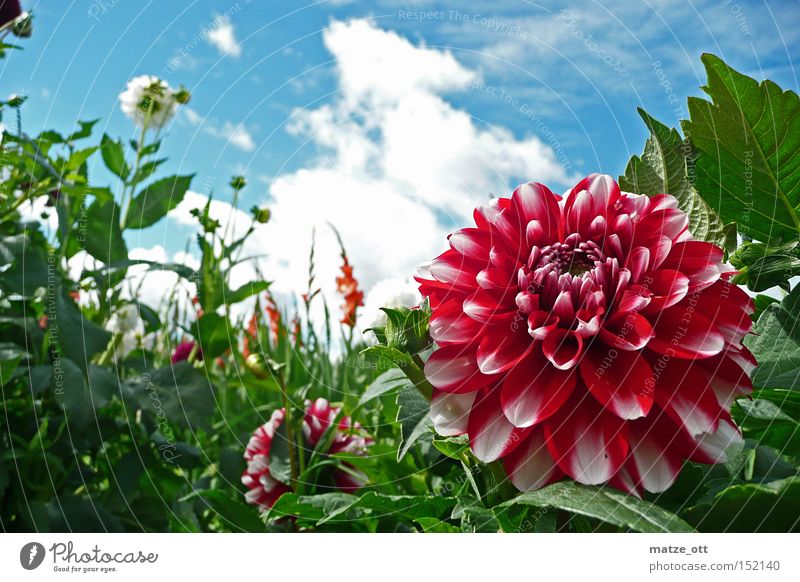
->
[469,388,530,462]
[648,236,674,270]
[544,396,629,485]
[528,311,559,339]
[700,352,753,409]
[448,228,492,261]
[477,327,533,375]
[430,250,483,288]
[627,247,650,282]
[635,209,689,244]
[654,364,722,436]
[689,418,742,464]
[424,345,493,393]
[430,390,477,436]
[660,241,723,291]
[477,267,516,291]
[627,417,684,493]
[640,269,690,314]
[512,181,561,235]
[598,311,654,351]
[648,305,725,359]
[503,429,561,492]
[500,358,575,427]
[463,289,517,323]
[692,290,752,344]
[580,349,655,420]
[542,328,584,370]
[429,299,483,345]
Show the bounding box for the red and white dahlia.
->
[242,398,372,511]
[418,174,754,495]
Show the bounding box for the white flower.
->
[105,304,144,335]
[361,277,421,330]
[118,75,180,129]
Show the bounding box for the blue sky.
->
[2,0,799,320]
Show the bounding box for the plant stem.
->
[276,369,299,488]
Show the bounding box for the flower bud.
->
[244,352,269,380]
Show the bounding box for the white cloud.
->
[184,108,256,152]
[165,18,575,334]
[206,15,241,57]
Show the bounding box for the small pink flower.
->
[171,340,201,363]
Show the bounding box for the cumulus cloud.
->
[184,107,256,152]
[206,15,241,57]
[165,18,575,332]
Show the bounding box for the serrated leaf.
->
[745,284,800,390]
[395,384,433,461]
[684,476,800,532]
[358,368,412,407]
[83,197,127,264]
[501,481,694,532]
[620,108,726,247]
[126,174,193,229]
[100,134,129,179]
[683,53,800,244]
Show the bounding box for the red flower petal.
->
[424,345,493,393]
[580,348,655,420]
[544,395,629,485]
[468,388,531,462]
[501,357,575,427]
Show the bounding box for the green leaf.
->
[684,476,800,532]
[745,284,800,390]
[267,492,358,523]
[734,394,800,456]
[100,134,130,179]
[683,53,800,244]
[66,146,98,171]
[0,343,26,384]
[500,481,694,533]
[395,383,433,461]
[225,280,271,305]
[194,490,268,532]
[358,368,412,407]
[126,174,194,229]
[122,362,215,431]
[52,290,112,370]
[317,491,457,526]
[54,358,91,429]
[432,434,469,460]
[620,108,726,247]
[66,119,99,142]
[194,312,232,360]
[267,419,292,486]
[83,198,128,263]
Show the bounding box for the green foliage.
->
[620,108,728,248]
[683,54,800,244]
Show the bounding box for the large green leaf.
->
[126,174,193,229]
[358,368,412,407]
[122,362,215,431]
[745,284,800,390]
[54,358,92,429]
[683,53,800,244]
[100,134,130,179]
[53,290,112,370]
[395,383,432,461]
[193,490,268,532]
[620,108,726,247]
[684,476,800,532]
[83,198,127,264]
[500,481,694,532]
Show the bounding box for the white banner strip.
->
[0,533,795,580]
